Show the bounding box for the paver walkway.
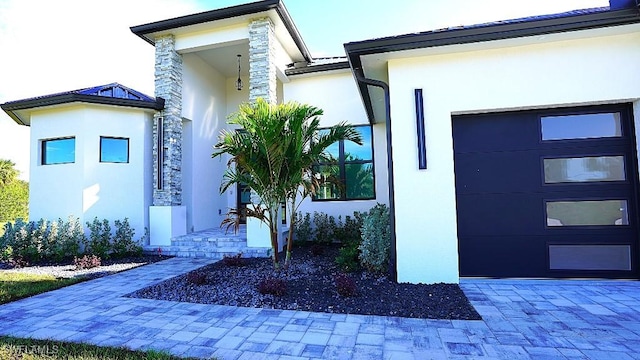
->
[1,257,639,359]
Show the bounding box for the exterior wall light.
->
[236,54,243,91]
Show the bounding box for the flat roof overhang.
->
[1,94,164,126]
[345,6,640,123]
[130,0,312,63]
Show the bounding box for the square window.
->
[313,125,375,201]
[100,137,129,163]
[42,137,75,165]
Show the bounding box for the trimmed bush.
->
[0,216,137,265]
[359,203,391,273]
[334,212,364,245]
[294,212,313,243]
[335,244,359,272]
[86,218,112,259]
[313,212,336,244]
[57,216,84,260]
[5,219,39,265]
[112,218,141,257]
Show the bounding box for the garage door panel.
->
[453,104,638,278]
[454,152,542,193]
[457,193,636,237]
[453,112,539,152]
[459,235,548,277]
[456,193,544,236]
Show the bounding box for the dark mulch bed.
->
[129,245,481,320]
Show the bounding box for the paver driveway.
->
[0,257,639,359]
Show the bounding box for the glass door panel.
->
[541,112,622,140]
[546,200,628,227]
[544,156,625,183]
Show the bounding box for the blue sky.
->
[0,0,607,179]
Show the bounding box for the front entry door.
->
[237,183,251,224]
[454,104,639,278]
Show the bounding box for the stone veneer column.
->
[249,18,277,105]
[247,18,287,250]
[153,35,183,206]
[149,34,186,246]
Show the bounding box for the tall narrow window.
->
[100,137,129,163]
[42,137,75,165]
[157,117,164,190]
[313,125,375,201]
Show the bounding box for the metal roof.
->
[1,83,163,126]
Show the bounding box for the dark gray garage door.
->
[453,104,639,278]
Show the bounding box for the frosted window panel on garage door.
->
[549,245,631,271]
[544,156,626,183]
[541,113,622,140]
[546,200,629,226]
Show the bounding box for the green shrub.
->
[113,218,141,257]
[11,220,39,264]
[294,212,313,243]
[0,222,14,261]
[44,219,61,261]
[334,212,365,246]
[0,216,141,264]
[359,203,391,273]
[86,218,112,259]
[335,243,359,272]
[0,245,12,262]
[313,211,336,244]
[57,216,84,259]
[30,219,48,259]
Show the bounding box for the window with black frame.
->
[41,137,75,165]
[313,125,375,201]
[100,137,129,163]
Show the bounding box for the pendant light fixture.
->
[236,54,243,91]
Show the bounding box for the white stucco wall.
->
[182,53,231,232]
[29,104,153,238]
[386,27,640,284]
[284,70,390,220]
[174,23,249,53]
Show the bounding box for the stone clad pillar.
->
[153,35,183,205]
[246,17,282,250]
[249,18,277,105]
[150,34,186,245]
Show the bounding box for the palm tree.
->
[212,98,361,269]
[0,159,19,187]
